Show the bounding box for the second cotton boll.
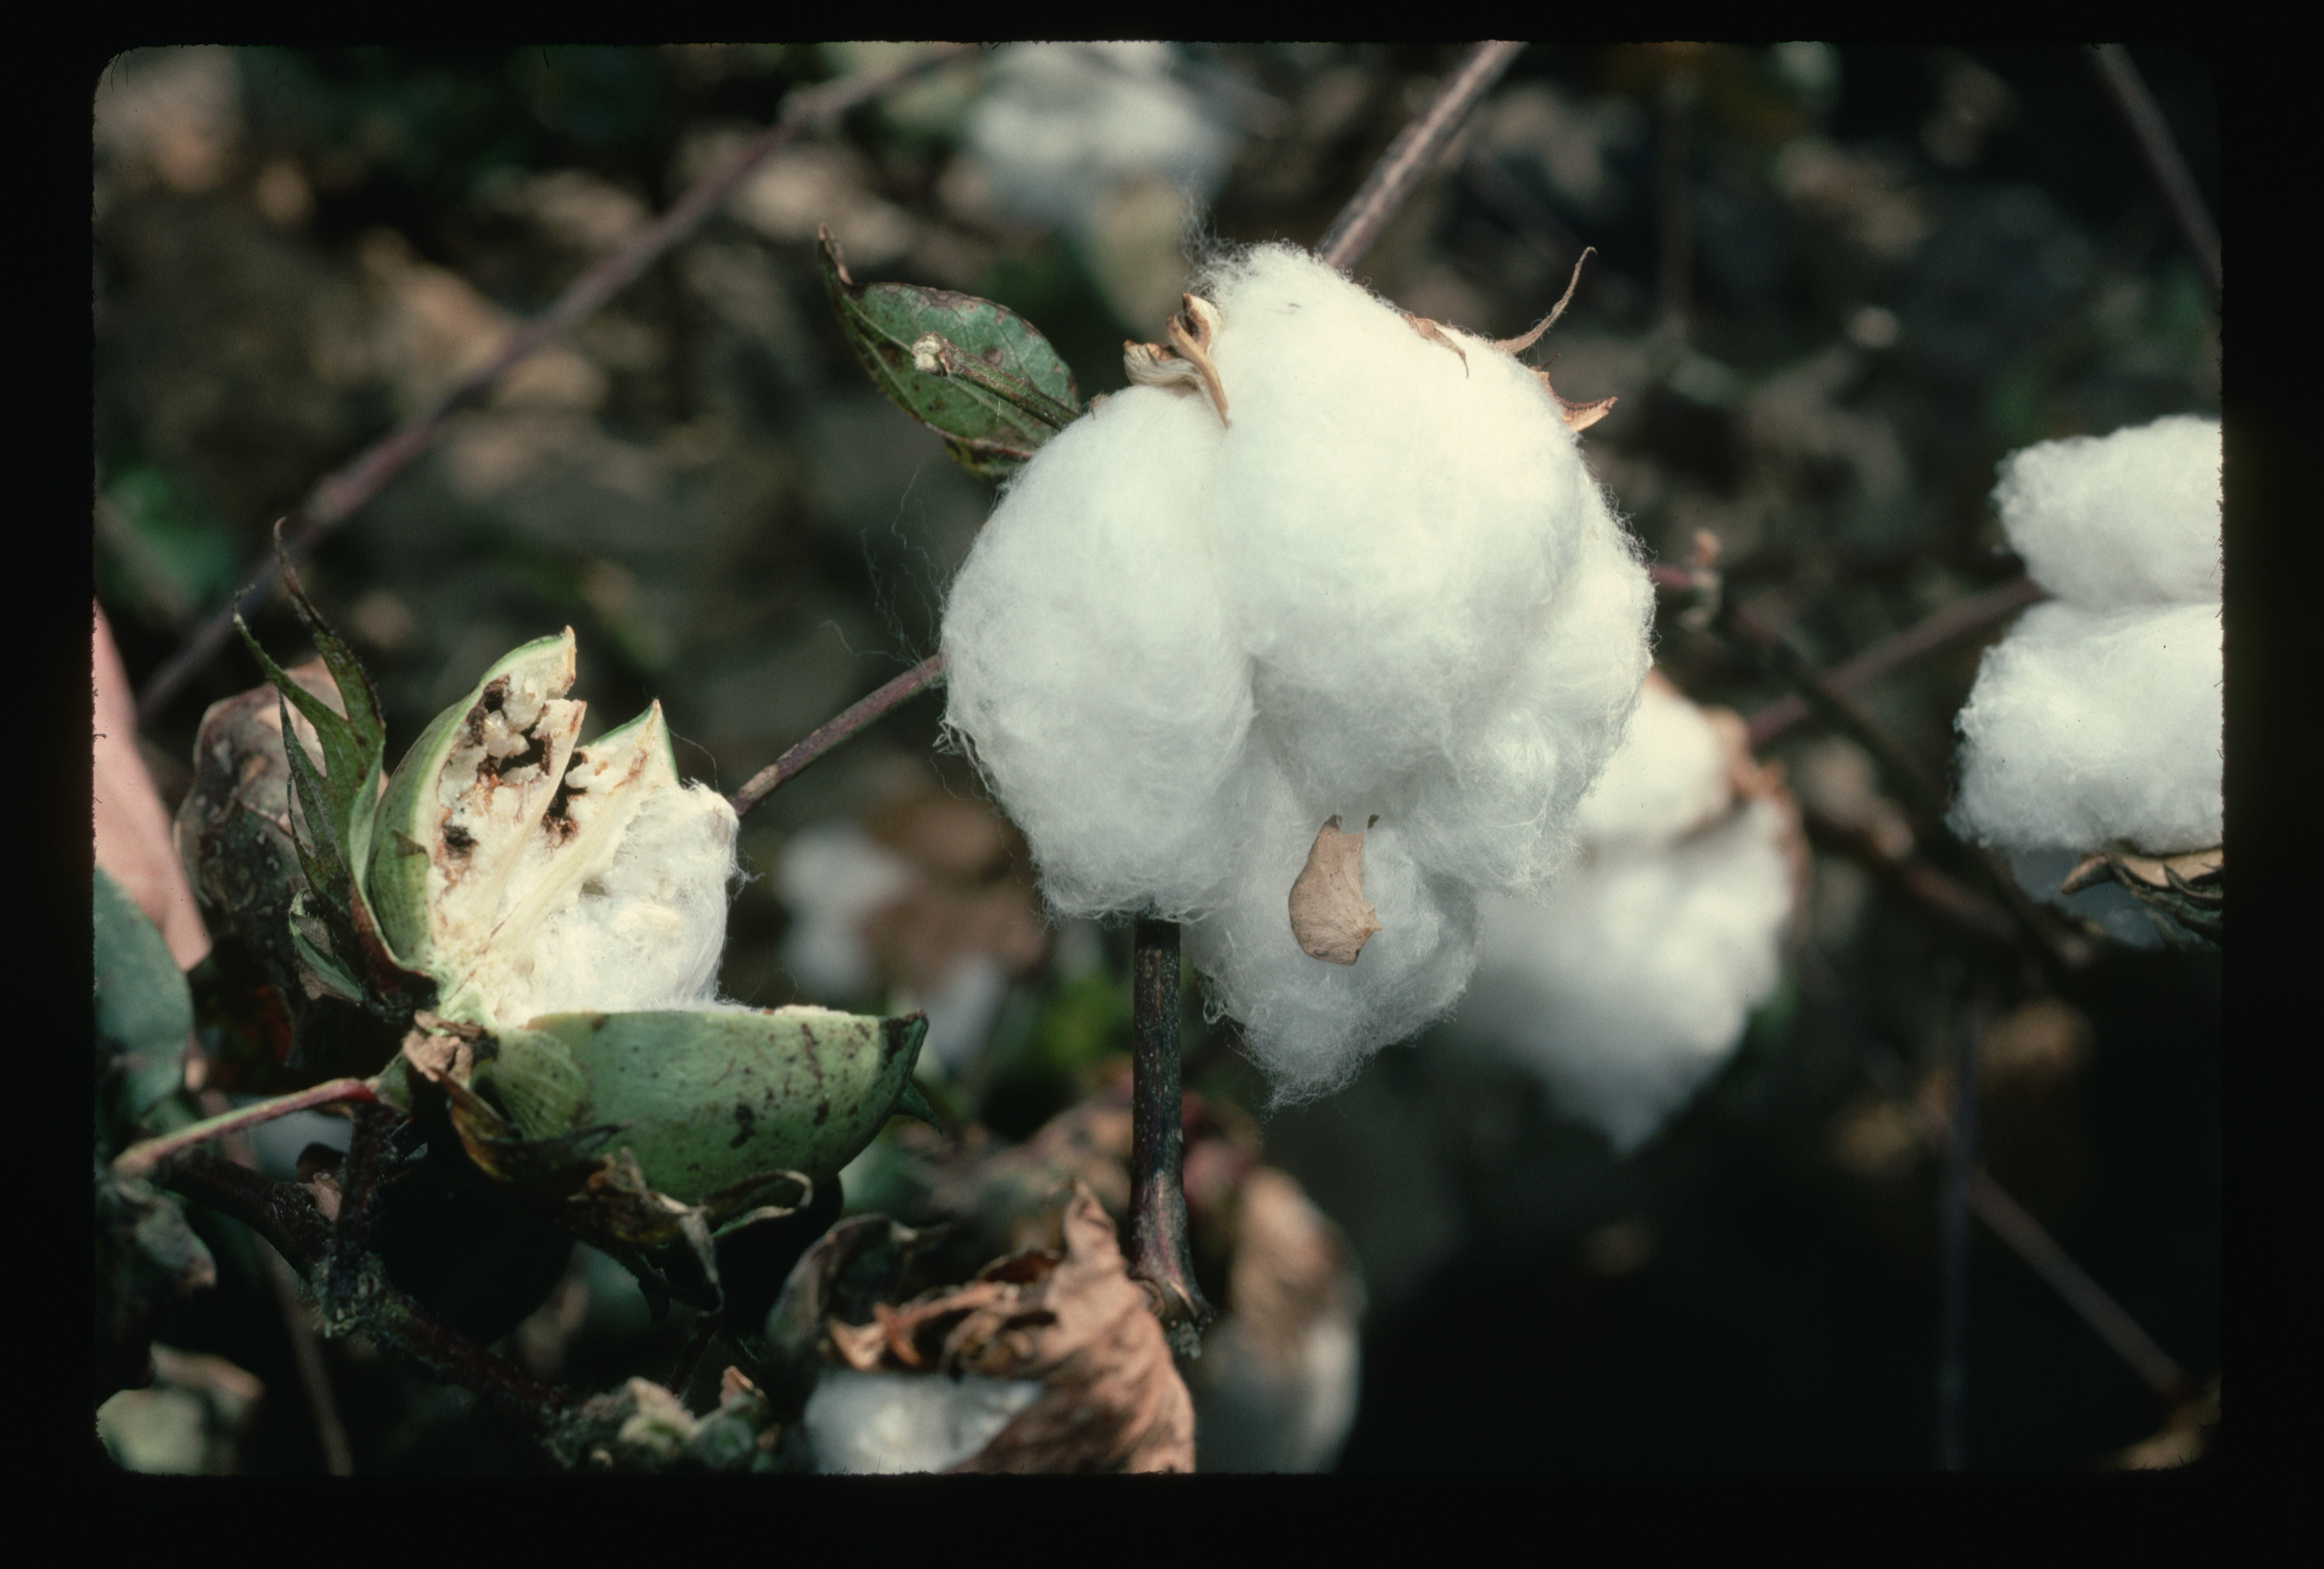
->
[940,244,1654,1102]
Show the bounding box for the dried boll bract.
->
[942,244,1652,1102]
[1458,674,1805,1152]
[1950,414,2222,946]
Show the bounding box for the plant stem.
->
[153,1148,572,1441]
[1316,43,1527,273]
[111,1076,380,1182]
[134,45,980,726]
[2089,46,2220,301]
[1127,916,1212,1356]
[728,653,947,819]
[1936,982,1985,1471]
[1745,576,2047,750]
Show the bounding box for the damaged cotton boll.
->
[1457,676,1803,1152]
[1951,414,2221,946]
[940,245,1652,1103]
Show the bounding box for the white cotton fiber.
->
[494,781,740,1022]
[1992,413,2221,609]
[804,1368,1044,1474]
[1456,678,1798,1151]
[1951,601,2222,856]
[1951,414,2223,927]
[940,244,1652,1103]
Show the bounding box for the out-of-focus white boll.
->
[1951,414,2222,944]
[776,822,915,1001]
[803,1368,1043,1474]
[941,244,1653,1104]
[965,43,1236,235]
[1458,678,1800,1152]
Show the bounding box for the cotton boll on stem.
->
[803,1368,1044,1473]
[940,385,1253,921]
[1463,794,1799,1153]
[1992,414,2221,609]
[1951,600,2222,859]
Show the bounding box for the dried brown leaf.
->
[95,603,210,970]
[1290,816,1382,966]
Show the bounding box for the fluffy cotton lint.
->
[940,243,1652,1104]
[1456,678,1798,1151]
[1992,412,2221,609]
[1952,415,2223,939]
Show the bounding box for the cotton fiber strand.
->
[1457,677,1800,1151]
[940,243,1653,1104]
[1951,414,2222,942]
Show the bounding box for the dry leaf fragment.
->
[1494,246,1597,356]
[1124,292,1229,426]
[2059,846,2223,897]
[1402,314,1470,373]
[1290,815,1382,966]
[821,1183,1194,1472]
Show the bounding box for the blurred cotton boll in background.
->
[1456,674,1804,1152]
[803,1368,1044,1473]
[955,43,1241,328]
[1950,414,2222,946]
[775,788,1047,1073]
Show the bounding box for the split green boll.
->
[232,605,929,1245]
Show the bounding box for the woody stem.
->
[1128,916,1213,1355]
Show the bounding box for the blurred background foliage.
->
[96,43,2218,1472]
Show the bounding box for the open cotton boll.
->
[492,777,740,1021]
[1952,600,2221,857]
[1185,802,1482,1103]
[1993,414,2221,609]
[940,242,1651,1104]
[803,1368,1044,1474]
[965,44,1235,235]
[942,385,1252,920]
[1573,671,1737,849]
[1462,795,1798,1152]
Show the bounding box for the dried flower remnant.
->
[805,1184,1193,1473]
[1290,816,1383,965]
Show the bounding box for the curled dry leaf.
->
[1183,1166,1365,1473]
[1402,313,1470,373]
[1124,291,1229,426]
[823,1183,1194,1473]
[1289,815,1383,965]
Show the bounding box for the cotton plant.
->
[939,243,1654,1104]
[1456,672,1807,1152]
[1949,414,2222,947]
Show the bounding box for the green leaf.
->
[94,869,192,1143]
[820,225,1082,479]
[234,538,431,1018]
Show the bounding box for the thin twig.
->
[1936,980,1985,1471]
[153,1148,573,1440]
[1869,1045,2194,1411]
[1316,42,1527,273]
[728,652,947,818]
[260,1245,357,1475]
[1127,916,1212,1357]
[134,44,980,726]
[2089,46,2220,301]
[111,1076,380,1182]
[1745,576,2047,750]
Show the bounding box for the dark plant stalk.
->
[1745,576,2047,749]
[2089,46,2220,301]
[327,1100,394,1317]
[153,1148,572,1440]
[729,653,948,818]
[1127,917,1212,1356]
[1316,43,1526,273]
[134,44,980,726]
[1936,984,1985,1471]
